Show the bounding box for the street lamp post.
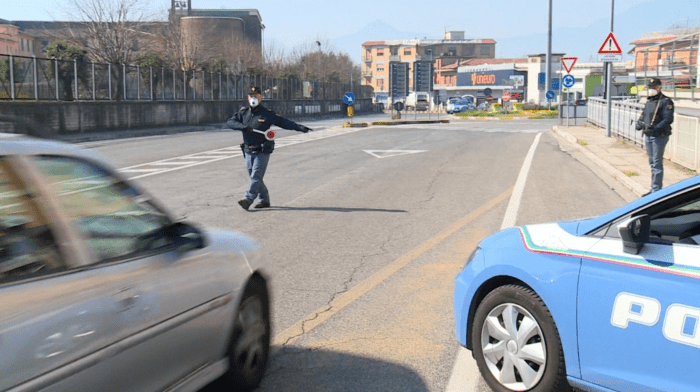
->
[316,40,321,102]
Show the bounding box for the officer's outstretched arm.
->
[270,113,305,132]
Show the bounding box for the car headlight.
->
[464,246,481,268]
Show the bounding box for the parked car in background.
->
[477,101,491,111]
[406,92,430,111]
[447,99,476,114]
[575,99,588,106]
[0,134,270,392]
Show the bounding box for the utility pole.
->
[606,0,615,137]
[316,40,321,102]
[545,0,552,105]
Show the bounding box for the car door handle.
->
[120,294,140,310]
[114,287,141,311]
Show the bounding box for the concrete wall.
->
[0,99,378,138]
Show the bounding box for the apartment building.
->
[361,31,496,104]
[0,20,38,56]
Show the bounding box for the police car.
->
[454,175,700,392]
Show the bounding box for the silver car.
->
[0,134,270,392]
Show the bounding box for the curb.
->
[344,119,450,128]
[552,126,647,197]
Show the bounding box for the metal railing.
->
[588,97,700,171]
[0,53,368,102]
[633,31,699,100]
[588,97,645,147]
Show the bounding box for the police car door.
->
[577,188,700,392]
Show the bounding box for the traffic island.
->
[344,119,449,127]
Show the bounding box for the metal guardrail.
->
[588,97,645,147]
[0,53,368,102]
[633,31,699,101]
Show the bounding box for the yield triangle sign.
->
[561,57,577,73]
[598,32,622,54]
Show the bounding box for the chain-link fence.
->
[0,53,370,102]
[634,31,699,100]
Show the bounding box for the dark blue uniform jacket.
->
[227,105,305,149]
[640,93,674,136]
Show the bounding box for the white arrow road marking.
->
[363,149,428,159]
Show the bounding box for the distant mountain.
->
[330,0,695,64]
[330,19,430,58]
[497,0,694,61]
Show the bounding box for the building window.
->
[403,48,412,56]
[480,45,490,55]
[377,65,384,72]
[376,48,384,57]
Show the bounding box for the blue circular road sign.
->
[562,74,575,88]
[343,92,355,105]
[546,91,555,100]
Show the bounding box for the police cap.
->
[647,78,662,87]
[249,86,262,95]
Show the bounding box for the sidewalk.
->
[552,124,696,197]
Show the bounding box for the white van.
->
[405,92,430,111]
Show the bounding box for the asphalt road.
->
[81,115,634,391]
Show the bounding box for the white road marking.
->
[363,149,428,159]
[501,132,542,228]
[445,132,542,392]
[118,127,366,180]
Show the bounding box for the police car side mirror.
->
[618,215,650,255]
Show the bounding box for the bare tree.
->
[221,35,263,75]
[59,0,155,99]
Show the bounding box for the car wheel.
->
[221,278,270,391]
[471,285,570,392]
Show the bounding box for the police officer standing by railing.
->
[227,86,312,210]
[636,78,674,196]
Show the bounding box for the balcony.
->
[363,55,372,62]
[362,71,373,78]
[390,55,401,61]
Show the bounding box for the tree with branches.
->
[59,0,155,100]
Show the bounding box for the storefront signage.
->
[458,70,526,87]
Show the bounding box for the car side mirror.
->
[618,215,650,255]
[171,221,206,252]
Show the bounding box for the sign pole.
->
[566,88,570,127]
[607,0,615,137]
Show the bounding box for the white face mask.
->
[248,96,260,107]
[648,88,658,96]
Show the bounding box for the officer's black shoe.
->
[254,202,271,209]
[238,199,252,211]
[642,191,652,197]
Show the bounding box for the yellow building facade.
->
[362,31,495,104]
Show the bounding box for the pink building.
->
[0,23,39,56]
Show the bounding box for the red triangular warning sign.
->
[598,32,622,54]
[561,57,577,73]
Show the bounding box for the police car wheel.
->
[220,277,270,391]
[471,284,571,392]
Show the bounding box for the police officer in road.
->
[227,86,312,210]
[636,77,674,195]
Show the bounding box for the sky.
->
[2,0,698,61]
